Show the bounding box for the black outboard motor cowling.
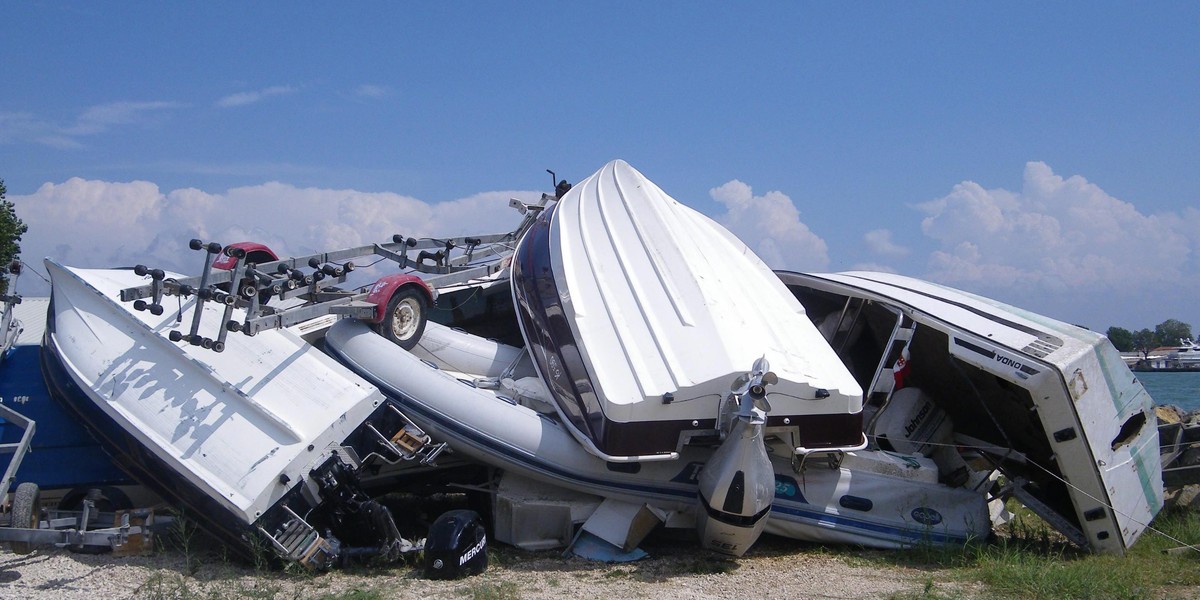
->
[423,509,488,579]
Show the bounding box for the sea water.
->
[1139,371,1200,411]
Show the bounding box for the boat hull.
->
[777,270,1163,554]
[41,260,420,562]
[0,313,151,510]
[512,160,864,461]
[39,331,256,549]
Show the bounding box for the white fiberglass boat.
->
[509,160,865,464]
[1168,339,1200,368]
[40,261,442,569]
[775,270,1163,554]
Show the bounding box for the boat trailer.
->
[116,192,557,350]
[1,402,158,555]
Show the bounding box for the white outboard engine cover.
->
[697,416,775,556]
[874,387,951,455]
[873,387,969,486]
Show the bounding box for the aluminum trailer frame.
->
[116,194,554,345]
[1,499,157,554]
[0,402,34,504]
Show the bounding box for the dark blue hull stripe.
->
[770,503,969,545]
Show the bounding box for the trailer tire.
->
[377,287,427,350]
[10,482,41,555]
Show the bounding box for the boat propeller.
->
[728,356,777,415]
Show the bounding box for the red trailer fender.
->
[214,242,278,270]
[365,274,436,323]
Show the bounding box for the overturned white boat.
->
[40,261,445,569]
[510,160,865,462]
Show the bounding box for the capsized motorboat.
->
[775,270,1163,555]
[40,261,445,569]
[511,160,865,462]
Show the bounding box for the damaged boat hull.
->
[41,261,425,566]
[776,270,1163,554]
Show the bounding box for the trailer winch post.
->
[213,246,249,352]
[185,240,223,347]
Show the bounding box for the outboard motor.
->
[873,387,969,486]
[696,359,777,556]
[424,509,488,580]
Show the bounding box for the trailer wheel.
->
[377,287,427,350]
[10,482,41,555]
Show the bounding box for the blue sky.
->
[2,3,1198,334]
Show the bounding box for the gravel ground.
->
[0,535,980,600]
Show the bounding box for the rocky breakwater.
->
[1156,404,1200,509]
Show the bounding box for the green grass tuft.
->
[856,504,1200,600]
[459,580,521,600]
[968,507,1200,599]
[318,589,386,600]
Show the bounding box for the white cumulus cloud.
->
[864,228,909,258]
[11,179,543,295]
[709,180,829,271]
[917,161,1192,294]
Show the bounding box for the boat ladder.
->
[363,403,448,466]
[259,505,337,571]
